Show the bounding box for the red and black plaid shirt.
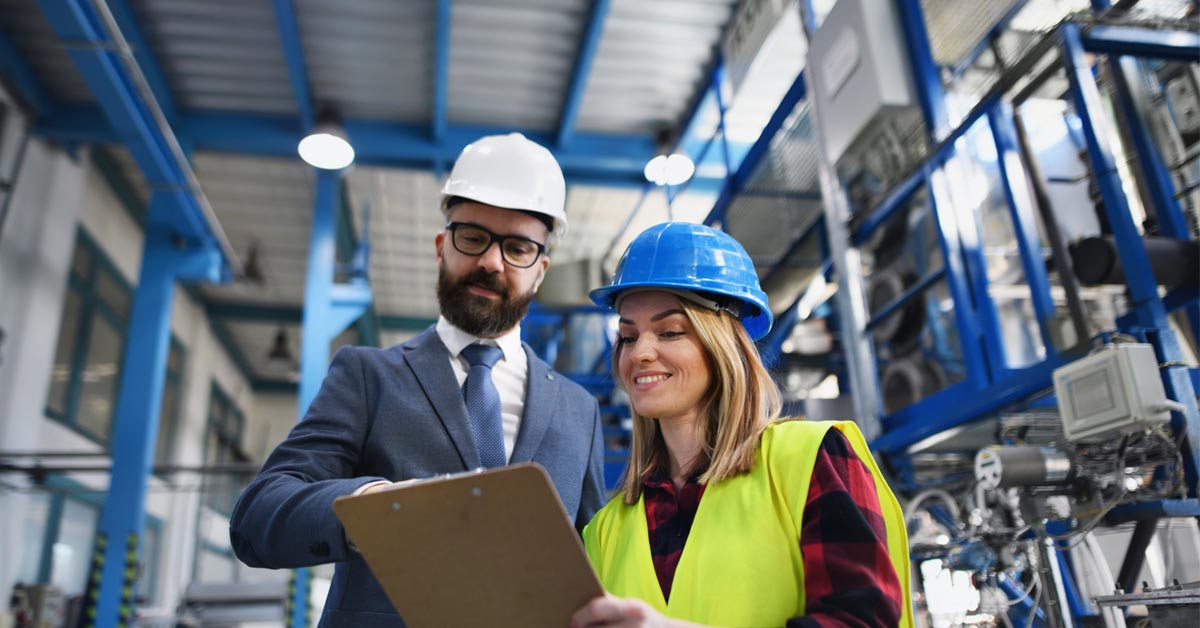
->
[642,429,903,628]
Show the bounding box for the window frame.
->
[202,381,247,516]
[25,475,165,605]
[45,228,132,446]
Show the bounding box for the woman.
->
[572,222,913,628]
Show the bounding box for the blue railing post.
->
[89,195,222,628]
[988,104,1058,352]
[288,169,373,626]
[895,0,950,141]
[1061,23,1200,495]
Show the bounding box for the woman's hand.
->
[571,595,703,628]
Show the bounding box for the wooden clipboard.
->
[332,463,604,628]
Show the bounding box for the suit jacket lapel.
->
[510,344,557,463]
[402,328,481,469]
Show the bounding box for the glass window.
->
[154,341,185,467]
[202,384,247,515]
[46,230,134,447]
[50,499,99,598]
[195,547,236,583]
[76,315,124,440]
[94,267,130,320]
[16,494,52,585]
[137,523,160,603]
[46,291,85,418]
[70,239,92,281]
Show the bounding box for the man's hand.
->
[358,478,421,496]
[570,595,705,628]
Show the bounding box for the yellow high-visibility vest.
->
[583,420,913,628]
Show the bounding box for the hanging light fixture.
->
[266,327,296,371]
[239,238,266,286]
[643,153,695,186]
[298,106,355,170]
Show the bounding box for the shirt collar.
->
[436,316,524,363]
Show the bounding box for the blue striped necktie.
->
[461,344,506,468]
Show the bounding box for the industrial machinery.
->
[799,1,1200,627]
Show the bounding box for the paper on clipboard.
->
[332,463,604,628]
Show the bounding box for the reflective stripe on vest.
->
[583,420,914,628]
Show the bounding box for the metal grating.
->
[574,0,738,135]
[742,100,820,196]
[0,0,92,103]
[346,166,444,319]
[294,0,434,121]
[192,152,315,305]
[447,0,586,130]
[923,0,1092,68]
[131,0,296,115]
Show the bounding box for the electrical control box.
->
[1053,343,1173,442]
[807,0,919,165]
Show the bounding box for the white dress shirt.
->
[435,316,528,463]
[353,318,530,497]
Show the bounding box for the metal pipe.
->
[88,0,243,278]
[1012,108,1092,347]
[1071,235,1199,288]
[1116,518,1158,593]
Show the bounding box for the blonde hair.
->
[615,297,782,504]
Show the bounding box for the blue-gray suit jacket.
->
[229,327,605,627]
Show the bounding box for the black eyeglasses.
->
[446,222,547,269]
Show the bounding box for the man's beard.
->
[437,263,535,338]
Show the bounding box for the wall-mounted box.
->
[807,0,920,166]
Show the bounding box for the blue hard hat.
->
[590,222,773,340]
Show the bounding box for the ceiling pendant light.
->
[643,153,695,187]
[298,107,355,170]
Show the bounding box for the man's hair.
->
[614,296,782,504]
[442,196,556,241]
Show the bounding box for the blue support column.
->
[289,170,372,626]
[927,166,991,386]
[1103,51,1200,342]
[989,104,1058,351]
[895,0,950,141]
[1061,23,1200,495]
[557,0,610,148]
[432,0,451,146]
[272,0,315,130]
[87,196,222,628]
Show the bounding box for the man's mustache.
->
[460,268,509,298]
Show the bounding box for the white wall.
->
[0,86,287,617]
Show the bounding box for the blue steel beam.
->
[35,106,660,183]
[676,62,729,166]
[989,104,1058,351]
[107,0,176,121]
[35,0,239,277]
[82,198,223,628]
[1061,22,1200,494]
[432,0,450,142]
[271,0,314,129]
[703,70,808,226]
[557,0,610,148]
[290,170,372,626]
[895,0,950,141]
[0,24,51,114]
[1081,25,1200,63]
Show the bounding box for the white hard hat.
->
[442,133,567,237]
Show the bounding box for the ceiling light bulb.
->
[643,153,694,186]
[299,129,355,170]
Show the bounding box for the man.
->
[229,133,606,627]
